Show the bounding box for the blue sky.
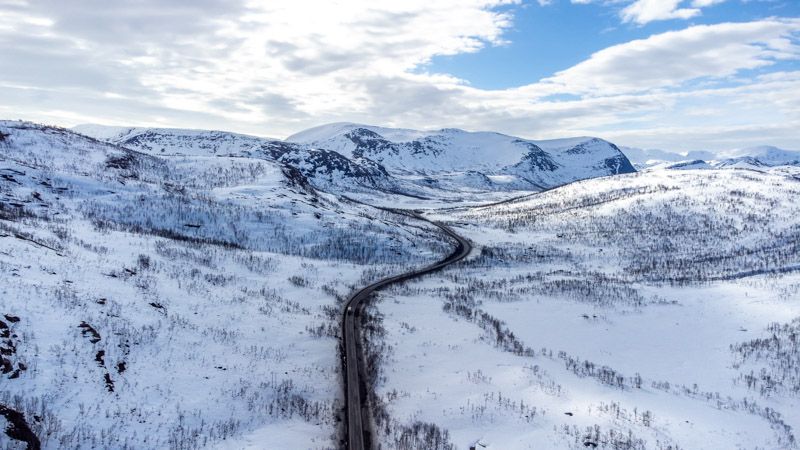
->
[426,0,800,90]
[1,0,799,153]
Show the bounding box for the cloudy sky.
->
[1,0,798,152]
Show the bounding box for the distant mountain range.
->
[68,122,800,195]
[623,145,800,171]
[287,123,636,190]
[71,124,395,193]
[74,122,636,194]
[3,118,800,450]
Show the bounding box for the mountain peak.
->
[286,122,635,188]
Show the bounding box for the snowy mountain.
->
[380,169,800,449]
[287,123,636,189]
[75,122,638,195]
[723,145,800,166]
[0,120,451,449]
[620,146,714,169]
[3,120,445,261]
[4,118,800,449]
[72,124,399,194]
[625,144,800,171]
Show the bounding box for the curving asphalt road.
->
[341,210,472,450]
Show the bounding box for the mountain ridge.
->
[72,123,399,194]
[623,144,800,171]
[289,122,637,189]
[75,122,638,193]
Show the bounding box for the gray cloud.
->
[0,1,798,152]
[24,0,250,44]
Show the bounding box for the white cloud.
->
[621,0,700,25]
[0,0,520,131]
[0,1,798,152]
[573,0,730,25]
[691,0,727,7]
[536,19,800,95]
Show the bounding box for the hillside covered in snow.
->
[625,144,800,172]
[76,122,636,195]
[367,169,800,449]
[0,121,450,449]
[287,123,636,190]
[2,119,800,450]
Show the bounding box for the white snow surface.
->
[625,144,800,171]
[0,120,449,449]
[287,123,626,172]
[73,123,278,156]
[3,119,800,449]
[367,169,800,449]
[286,122,430,145]
[76,122,638,194]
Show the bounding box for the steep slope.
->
[285,122,428,149]
[73,124,398,194]
[365,169,800,449]
[76,122,639,199]
[723,145,800,166]
[3,122,166,182]
[517,137,636,188]
[287,123,636,190]
[72,125,280,156]
[626,145,800,171]
[0,120,451,448]
[6,121,453,263]
[621,146,715,169]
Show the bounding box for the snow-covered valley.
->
[0,121,447,449]
[369,170,800,449]
[2,120,799,449]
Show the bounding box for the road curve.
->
[341,210,472,450]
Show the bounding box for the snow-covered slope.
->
[287,123,636,189]
[5,122,166,181]
[73,124,399,194]
[72,124,280,155]
[365,169,800,449]
[5,118,800,449]
[723,145,800,166]
[0,120,453,449]
[626,144,800,171]
[286,122,429,146]
[621,146,715,169]
[76,122,639,195]
[5,120,450,264]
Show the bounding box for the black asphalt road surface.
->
[341,211,472,450]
